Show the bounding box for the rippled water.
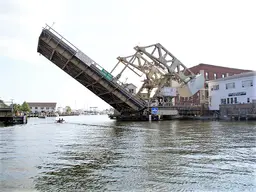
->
[0,115,256,191]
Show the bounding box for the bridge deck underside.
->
[37,29,146,113]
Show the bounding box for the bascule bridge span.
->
[37,25,147,115]
[37,25,205,120]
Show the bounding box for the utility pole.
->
[10,99,14,114]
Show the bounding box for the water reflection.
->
[0,116,255,191]
[34,150,119,191]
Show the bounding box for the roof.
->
[123,83,137,88]
[208,71,256,83]
[27,102,57,108]
[0,100,10,108]
[190,63,253,72]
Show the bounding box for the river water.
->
[0,115,255,192]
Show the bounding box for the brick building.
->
[176,63,252,106]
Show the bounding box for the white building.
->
[57,107,64,114]
[123,83,137,94]
[28,102,57,113]
[208,71,256,110]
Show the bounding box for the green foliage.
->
[13,104,21,113]
[20,101,31,112]
[66,106,72,113]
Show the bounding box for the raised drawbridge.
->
[37,24,204,120]
[37,25,147,114]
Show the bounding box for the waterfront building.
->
[208,71,256,110]
[123,83,137,94]
[176,63,252,106]
[57,107,64,114]
[27,102,57,113]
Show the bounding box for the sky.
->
[1,0,256,110]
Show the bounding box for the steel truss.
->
[111,43,196,100]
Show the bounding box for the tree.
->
[65,106,71,114]
[21,101,30,113]
[13,104,21,114]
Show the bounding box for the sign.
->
[151,107,158,115]
[75,51,94,66]
[101,69,113,81]
[160,87,177,96]
[228,92,246,97]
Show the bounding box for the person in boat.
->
[57,118,64,123]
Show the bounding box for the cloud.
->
[0,0,71,66]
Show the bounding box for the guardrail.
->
[43,24,79,53]
[42,24,147,109]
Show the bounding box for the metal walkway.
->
[37,25,147,113]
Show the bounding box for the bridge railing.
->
[42,24,146,108]
[43,24,80,53]
[43,24,129,87]
[91,64,146,107]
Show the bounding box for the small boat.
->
[56,118,65,123]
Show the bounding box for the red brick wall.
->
[189,64,252,80]
[176,64,252,105]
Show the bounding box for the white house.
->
[208,71,256,110]
[57,107,64,114]
[123,83,137,94]
[28,102,57,113]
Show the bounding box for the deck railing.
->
[42,24,147,108]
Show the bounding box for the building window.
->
[41,107,44,110]
[247,98,250,103]
[242,80,253,87]
[211,84,219,90]
[226,82,235,89]
[35,107,38,109]
[129,89,134,93]
[46,107,49,110]
[205,72,209,80]
[231,98,233,104]
[221,98,226,104]
[227,98,230,104]
[226,73,229,77]
[234,97,237,104]
[214,73,217,79]
[222,74,225,78]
